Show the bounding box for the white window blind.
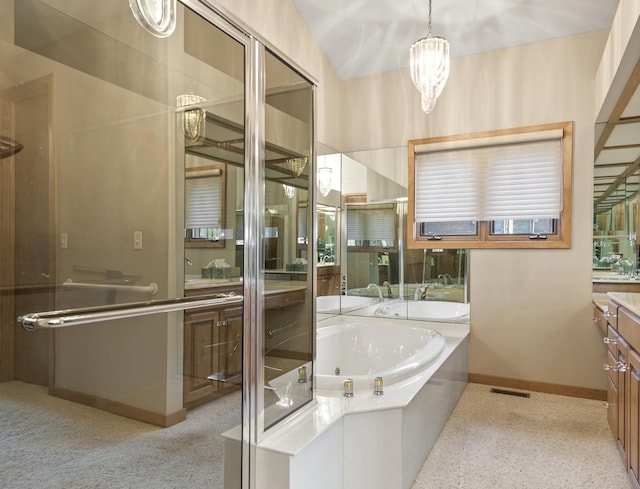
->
[415,136,562,223]
[185,168,222,229]
[347,207,395,241]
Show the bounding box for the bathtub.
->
[371,299,469,322]
[315,321,446,391]
[316,294,379,314]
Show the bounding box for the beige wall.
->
[217,1,617,391]
[339,31,608,391]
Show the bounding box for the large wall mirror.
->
[593,65,640,291]
[316,146,470,323]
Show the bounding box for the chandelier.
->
[317,166,332,197]
[177,93,206,144]
[409,0,450,113]
[129,0,176,38]
[285,156,308,177]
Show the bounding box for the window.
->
[408,122,573,249]
[185,164,226,248]
[347,203,398,251]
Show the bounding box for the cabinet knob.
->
[604,311,618,319]
[604,402,616,409]
[617,362,629,373]
[603,337,618,345]
[593,317,602,323]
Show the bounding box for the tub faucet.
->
[383,280,393,299]
[367,283,384,301]
[414,283,435,301]
[438,273,451,285]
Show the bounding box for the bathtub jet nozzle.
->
[298,366,308,383]
[343,378,354,398]
[374,376,384,396]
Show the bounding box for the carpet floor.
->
[0,381,241,489]
[411,383,631,489]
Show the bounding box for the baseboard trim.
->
[52,386,187,427]
[469,373,607,401]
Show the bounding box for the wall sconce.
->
[283,184,296,199]
[317,166,332,197]
[129,0,176,38]
[177,94,206,144]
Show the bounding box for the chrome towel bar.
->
[18,293,242,331]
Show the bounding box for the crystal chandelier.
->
[283,184,296,199]
[285,156,308,177]
[177,94,206,144]
[317,166,332,197]
[409,0,450,113]
[129,0,176,38]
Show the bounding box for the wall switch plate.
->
[134,231,143,249]
[60,233,68,249]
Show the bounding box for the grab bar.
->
[18,293,242,331]
[62,279,158,295]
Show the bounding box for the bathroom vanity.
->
[183,280,307,409]
[596,292,640,489]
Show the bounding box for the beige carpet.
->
[412,383,631,489]
[0,381,241,489]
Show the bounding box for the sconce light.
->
[317,166,332,197]
[129,0,176,38]
[283,184,296,199]
[177,94,206,144]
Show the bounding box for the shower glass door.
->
[1,1,248,487]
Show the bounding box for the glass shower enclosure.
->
[0,1,315,488]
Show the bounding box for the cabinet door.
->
[183,308,221,406]
[617,346,628,462]
[223,306,243,384]
[628,349,640,488]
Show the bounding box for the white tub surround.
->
[232,316,469,489]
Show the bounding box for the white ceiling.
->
[293,0,621,80]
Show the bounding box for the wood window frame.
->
[407,121,573,250]
[185,163,226,249]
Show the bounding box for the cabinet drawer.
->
[619,308,640,352]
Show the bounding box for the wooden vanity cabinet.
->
[183,284,306,409]
[602,301,640,489]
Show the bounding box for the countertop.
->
[184,277,307,294]
[607,292,640,316]
[593,270,640,284]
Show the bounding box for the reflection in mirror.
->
[316,146,470,322]
[262,50,314,430]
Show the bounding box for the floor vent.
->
[490,387,531,398]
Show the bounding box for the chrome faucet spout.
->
[382,280,393,299]
[367,283,384,301]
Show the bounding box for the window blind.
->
[415,138,562,223]
[347,207,395,241]
[185,169,222,229]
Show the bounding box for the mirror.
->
[315,146,469,322]
[593,75,640,287]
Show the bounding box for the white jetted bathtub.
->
[372,300,470,322]
[316,295,379,314]
[315,321,446,391]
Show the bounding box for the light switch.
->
[60,233,68,249]
[134,231,143,249]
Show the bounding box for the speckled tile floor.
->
[411,383,631,489]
